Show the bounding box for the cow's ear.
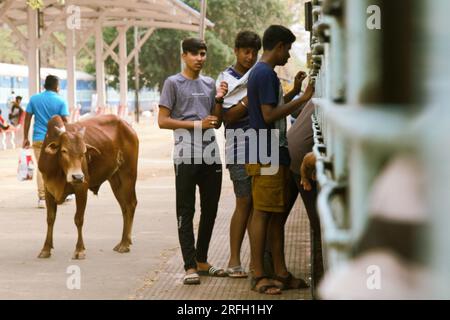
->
[55,126,66,136]
[44,142,59,155]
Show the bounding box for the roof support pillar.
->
[95,21,106,109]
[66,22,77,114]
[199,0,207,40]
[27,6,40,97]
[118,26,128,116]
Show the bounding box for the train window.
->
[0,76,12,87]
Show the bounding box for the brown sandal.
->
[274,272,309,290]
[251,276,281,295]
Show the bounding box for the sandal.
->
[197,266,228,277]
[183,272,200,285]
[274,272,309,290]
[251,276,281,295]
[226,265,248,278]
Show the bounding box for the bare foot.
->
[252,277,281,295]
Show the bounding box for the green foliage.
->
[102,0,293,91]
[132,28,189,90]
[185,0,291,47]
[0,29,25,64]
[1,0,295,91]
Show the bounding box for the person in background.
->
[0,109,10,130]
[9,96,24,126]
[287,99,324,297]
[22,75,70,209]
[6,90,15,110]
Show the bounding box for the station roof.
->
[0,0,213,32]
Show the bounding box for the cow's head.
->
[45,126,100,185]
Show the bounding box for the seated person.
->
[0,110,10,130]
[9,96,23,126]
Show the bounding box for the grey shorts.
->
[228,164,252,198]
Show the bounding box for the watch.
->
[215,97,224,104]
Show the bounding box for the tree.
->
[0,29,25,64]
[102,0,294,91]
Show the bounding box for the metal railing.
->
[308,0,450,297]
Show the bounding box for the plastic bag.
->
[17,148,34,181]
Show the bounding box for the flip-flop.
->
[226,265,248,278]
[183,272,200,285]
[197,266,227,277]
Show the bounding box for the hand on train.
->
[300,152,316,191]
[293,71,308,93]
[302,81,315,101]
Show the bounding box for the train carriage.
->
[305,0,450,299]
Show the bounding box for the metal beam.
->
[199,0,207,40]
[169,0,210,23]
[126,27,154,64]
[50,33,66,53]
[66,23,77,113]
[80,43,95,60]
[72,0,169,13]
[27,6,40,97]
[74,27,96,54]
[2,15,28,48]
[79,8,193,22]
[37,11,66,47]
[95,19,106,109]
[101,20,201,32]
[118,26,128,113]
[0,0,213,28]
[102,31,121,62]
[0,0,15,21]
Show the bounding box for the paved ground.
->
[140,193,311,300]
[0,117,311,300]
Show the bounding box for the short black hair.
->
[235,31,262,51]
[262,25,296,51]
[44,75,59,91]
[182,38,207,54]
[16,96,22,101]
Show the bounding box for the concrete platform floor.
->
[0,120,312,300]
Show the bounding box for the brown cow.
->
[37,114,138,259]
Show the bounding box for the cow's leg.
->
[72,189,88,260]
[109,170,137,253]
[38,191,57,258]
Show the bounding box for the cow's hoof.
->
[72,251,86,260]
[113,243,130,253]
[38,251,51,259]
